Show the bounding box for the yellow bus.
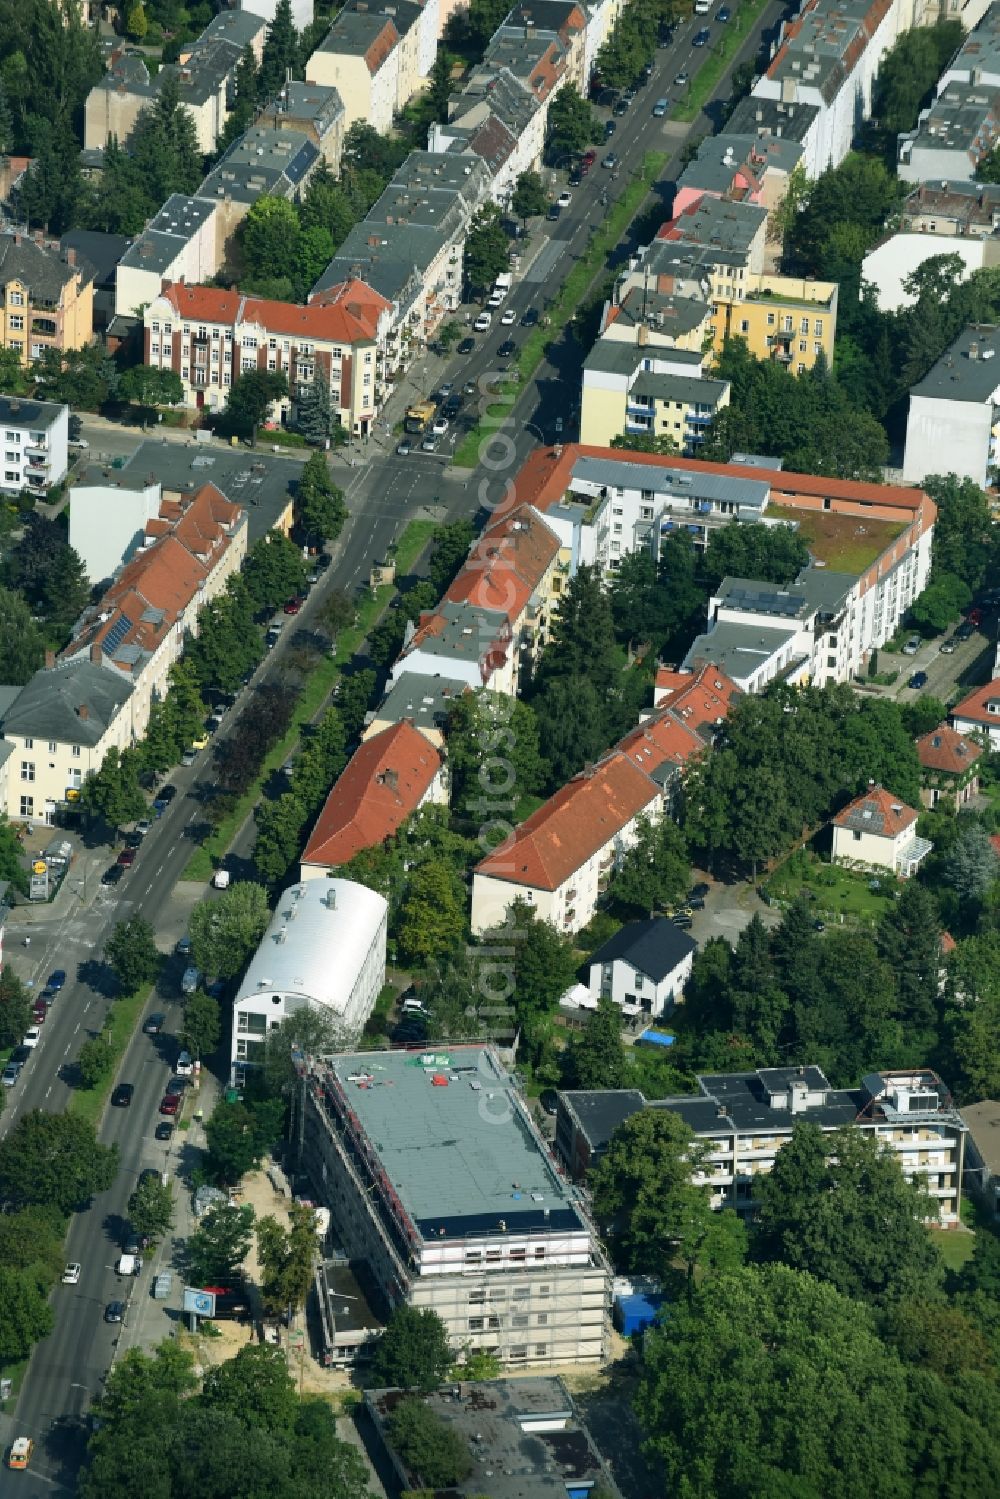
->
[404,400,436,435]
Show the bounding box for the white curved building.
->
[230,878,387,1082]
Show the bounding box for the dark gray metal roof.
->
[1,660,132,745]
[910,324,1000,404]
[0,394,66,430]
[0,233,95,300]
[571,455,769,512]
[589,917,697,983]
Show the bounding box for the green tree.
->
[388,1398,474,1486]
[129,73,203,203]
[81,747,146,835]
[428,518,474,594]
[483,900,579,1033]
[944,931,1000,1098]
[261,1009,347,1098]
[186,1201,256,1286]
[0,582,45,683]
[240,196,302,284]
[564,994,630,1090]
[189,881,270,981]
[0,964,31,1047]
[396,859,467,965]
[221,370,289,444]
[127,1173,175,1243]
[943,823,999,903]
[638,1263,912,1499]
[243,528,307,610]
[205,1098,283,1185]
[256,1201,316,1316]
[0,1110,118,1213]
[511,169,549,226]
[0,1203,65,1286]
[0,1267,55,1364]
[609,431,678,456]
[445,689,544,813]
[753,1121,942,1306]
[463,202,510,295]
[105,916,161,995]
[876,881,943,1047]
[186,578,263,694]
[183,989,221,1061]
[874,22,964,135]
[370,1305,454,1392]
[608,815,690,916]
[545,81,598,161]
[202,1344,300,1433]
[258,0,300,100]
[910,571,972,633]
[923,474,995,591]
[78,1033,115,1088]
[118,364,183,426]
[701,520,810,593]
[294,375,334,445]
[253,790,308,883]
[296,450,346,543]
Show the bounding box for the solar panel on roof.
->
[101,614,133,656]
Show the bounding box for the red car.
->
[968,607,983,627]
[580,148,597,175]
[31,1004,47,1025]
[158,1093,180,1116]
[283,596,303,615]
[117,847,136,867]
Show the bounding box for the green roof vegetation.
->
[767,504,907,574]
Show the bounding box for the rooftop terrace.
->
[766,504,906,572]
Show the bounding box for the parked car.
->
[155,1121,175,1142]
[181,967,201,996]
[22,1026,41,1048]
[153,784,176,812]
[212,869,231,890]
[164,1075,189,1097]
[47,970,66,991]
[62,1263,81,1285]
[111,1083,134,1107]
[955,620,975,640]
[902,635,922,655]
[134,819,152,839]
[31,1003,47,1025]
[604,119,617,138]
[2,1062,21,1086]
[474,311,492,332]
[101,864,125,886]
[117,847,136,867]
[939,638,957,654]
[283,597,303,616]
[104,1300,125,1324]
[672,913,694,929]
[613,95,629,115]
[159,1094,180,1116]
[457,337,476,355]
[175,1050,194,1076]
[487,288,505,307]
[557,190,572,208]
[908,670,929,689]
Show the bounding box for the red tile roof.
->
[952,678,1000,728]
[832,786,918,838]
[475,751,661,891]
[618,713,703,776]
[301,720,442,869]
[443,506,559,624]
[661,664,741,732]
[503,444,930,524]
[159,278,390,346]
[916,723,982,776]
[940,930,957,954]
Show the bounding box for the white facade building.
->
[298,1045,612,1368]
[861,231,990,313]
[0,396,68,495]
[114,195,219,319]
[903,322,1000,486]
[69,481,162,584]
[586,917,697,1020]
[831,785,931,877]
[231,879,388,1082]
[240,0,314,30]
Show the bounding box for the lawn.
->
[67,983,152,1128]
[766,505,907,575]
[453,152,669,470]
[765,849,900,925]
[673,0,773,123]
[930,1226,976,1271]
[183,518,439,881]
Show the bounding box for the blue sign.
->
[183,1288,216,1317]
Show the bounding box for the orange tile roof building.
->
[300,720,448,876]
[144,278,392,436]
[61,480,246,742]
[951,679,1000,753]
[391,505,562,697]
[471,667,740,936]
[916,723,982,811]
[831,784,931,879]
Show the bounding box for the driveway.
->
[688,876,782,949]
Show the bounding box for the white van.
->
[116,1253,142,1276]
[181,967,201,995]
[694,0,711,11]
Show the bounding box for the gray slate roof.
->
[590,917,697,983]
[0,233,95,300]
[1,660,132,746]
[0,394,66,431]
[910,323,1000,404]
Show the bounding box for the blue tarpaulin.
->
[637,1029,675,1048]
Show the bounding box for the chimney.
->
[637,321,649,346]
[64,246,76,266]
[44,649,55,669]
[384,767,399,791]
[90,643,102,664]
[78,704,89,720]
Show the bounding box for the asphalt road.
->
[2,9,789,1488]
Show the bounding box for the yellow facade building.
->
[0,233,95,367]
[708,273,839,371]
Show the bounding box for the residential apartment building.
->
[84,11,267,155]
[492,1,589,90]
[900,178,1000,235]
[750,0,978,177]
[0,234,95,368]
[198,124,321,250]
[231,878,387,1081]
[306,10,403,134]
[470,668,739,938]
[0,660,134,826]
[916,722,982,809]
[861,227,1000,312]
[903,323,1000,485]
[299,719,447,877]
[144,278,392,434]
[258,80,346,170]
[580,339,731,452]
[295,1045,611,1368]
[391,599,517,696]
[557,1066,967,1224]
[951,676,1000,750]
[366,1380,623,1499]
[241,0,314,30]
[585,916,697,1020]
[898,6,1000,182]
[115,195,220,320]
[59,481,246,741]
[309,152,491,354]
[673,129,806,225]
[0,396,68,496]
[830,784,931,877]
[362,672,468,747]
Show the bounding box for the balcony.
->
[625,401,655,417]
[24,440,48,456]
